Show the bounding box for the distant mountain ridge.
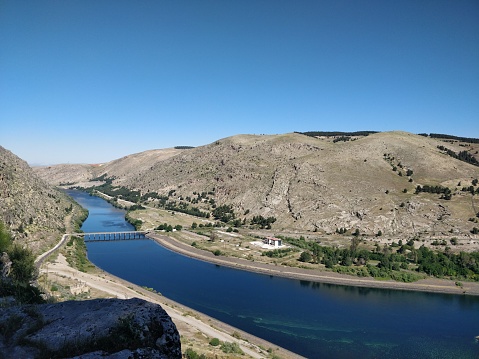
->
[34,131,479,239]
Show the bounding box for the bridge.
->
[73,231,149,242]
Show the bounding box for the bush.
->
[209,338,220,346]
[220,341,244,354]
[0,221,44,304]
[185,348,207,359]
[299,251,312,263]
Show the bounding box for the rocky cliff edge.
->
[0,298,181,358]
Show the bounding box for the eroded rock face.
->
[0,298,181,359]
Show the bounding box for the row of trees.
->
[165,201,210,218]
[250,215,277,229]
[437,145,479,166]
[428,133,479,144]
[87,182,278,230]
[155,223,182,232]
[86,182,141,203]
[462,186,479,195]
[415,185,452,199]
[299,131,378,137]
[282,235,479,282]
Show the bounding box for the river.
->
[67,190,479,359]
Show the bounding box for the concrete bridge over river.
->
[73,231,149,242]
[35,231,150,268]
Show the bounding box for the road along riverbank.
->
[147,231,479,296]
[38,238,305,359]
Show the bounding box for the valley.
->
[2,130,479,358]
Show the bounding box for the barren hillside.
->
[0,146,84,254]
[36,132,479,239]
[34,148,182,186]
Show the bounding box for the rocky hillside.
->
[0,146,83,255]
[35,132,479,239]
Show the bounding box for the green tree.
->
[8,245,36,284]
[0,221,12,252]
[0,221,43,303]
[299,251,312,263]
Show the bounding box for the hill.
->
[0,146,84,255]
[35,131,479,240]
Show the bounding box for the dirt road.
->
[41,253,304,359]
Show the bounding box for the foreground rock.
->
[0,298,181,359]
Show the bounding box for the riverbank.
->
[39,246,304,359]
[147,231,479,296]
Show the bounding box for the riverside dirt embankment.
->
[147,232,479,296]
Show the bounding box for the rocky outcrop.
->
[0,298,181,359]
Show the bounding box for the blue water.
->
[67,190,479,358]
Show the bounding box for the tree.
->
[0,221,43,303]
[251,215,277,229]
[8,245,36,284]
[212,205,235,222]
[350,237,360,256]
[299,251,312,263]
[0,221,12,253]
[341,256,353,266]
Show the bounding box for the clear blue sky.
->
[1,1,478,165]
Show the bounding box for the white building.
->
[263,236,282,248]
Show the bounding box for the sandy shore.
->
[39,248,304,359]
[147,232,479,296]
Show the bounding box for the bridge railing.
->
[72,231,148,242]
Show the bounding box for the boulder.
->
[0,298,181,358]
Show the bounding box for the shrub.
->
[299,251,312,263]
[220,341,244,354]
[184,348,207,359]
[209,338,220,346]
